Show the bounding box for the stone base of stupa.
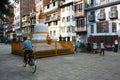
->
[11,41,74,58]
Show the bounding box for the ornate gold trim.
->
[33,32,49,34]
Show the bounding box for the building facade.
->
[74,0,87,43]
[14,0,35,40]
[85,0,120,45]
[60,0,76,41]
[43,0,61,39]
[14,2,21,40]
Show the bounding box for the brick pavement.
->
[0,43,120,80]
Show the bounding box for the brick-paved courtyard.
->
[0,43,120,80]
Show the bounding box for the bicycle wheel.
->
[29,57,36,73]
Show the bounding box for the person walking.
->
[118,41,120,52]
[23,37,33,66]
[92,41,97,54]
[74,41,80,53]
[100,40,105,56]
[87,42,91,53]
[114,39,118,52]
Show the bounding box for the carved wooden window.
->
[98,9,105,20]
[81,19,85,27]
[76,20,79,27]
[97,21,109,33]
[100,9,105,13]
[112,22,116,32]
[74,3,82,12]
[79,3,82,12]
[76,19,85,27]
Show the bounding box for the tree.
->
[0,0,13,22]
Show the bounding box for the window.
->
[81,19,85,27]
[67,6,70,11]
[47,5,49,9]
[48,22,51,26]
[50,31,52,36]
[53,21,58,25]
[67,27,70,32]
[46,15,50,21]
[98,9,106,20]
[111,6,117,11]
[76,20,79,27]
[71,5,74,11]
[91,0,95,4]
[62,8,65,12]
[53,30,56,36]
[53,13,56,18]
[74,3,82,12]
[97,21,109,33]
[62,17,65,22]
[112,22,116,32]
[53,2,55,6]
[79,3,82,12]
[74,5,77,12]
[67,16,70,22]
[76,19,85,27]
[72,15,75,21]
[91,25,94,33]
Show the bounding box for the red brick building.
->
[14,0,35,39]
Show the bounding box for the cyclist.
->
[23,37,33,66]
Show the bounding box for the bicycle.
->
[24,50,36,73]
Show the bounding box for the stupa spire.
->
[38,6,45,19]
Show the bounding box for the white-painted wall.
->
[14,3,20,30]
[60,0,76,40]
[44,1,61,39]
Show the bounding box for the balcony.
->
[109,11,118,19]
[88,15,95,22]
[74,11,84,18]
[45,16,60,23]
[44,6,58,14]
[75,27,87,32]
[22,22,30,27]
[85,1,120,11]
[97,13,106,20]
